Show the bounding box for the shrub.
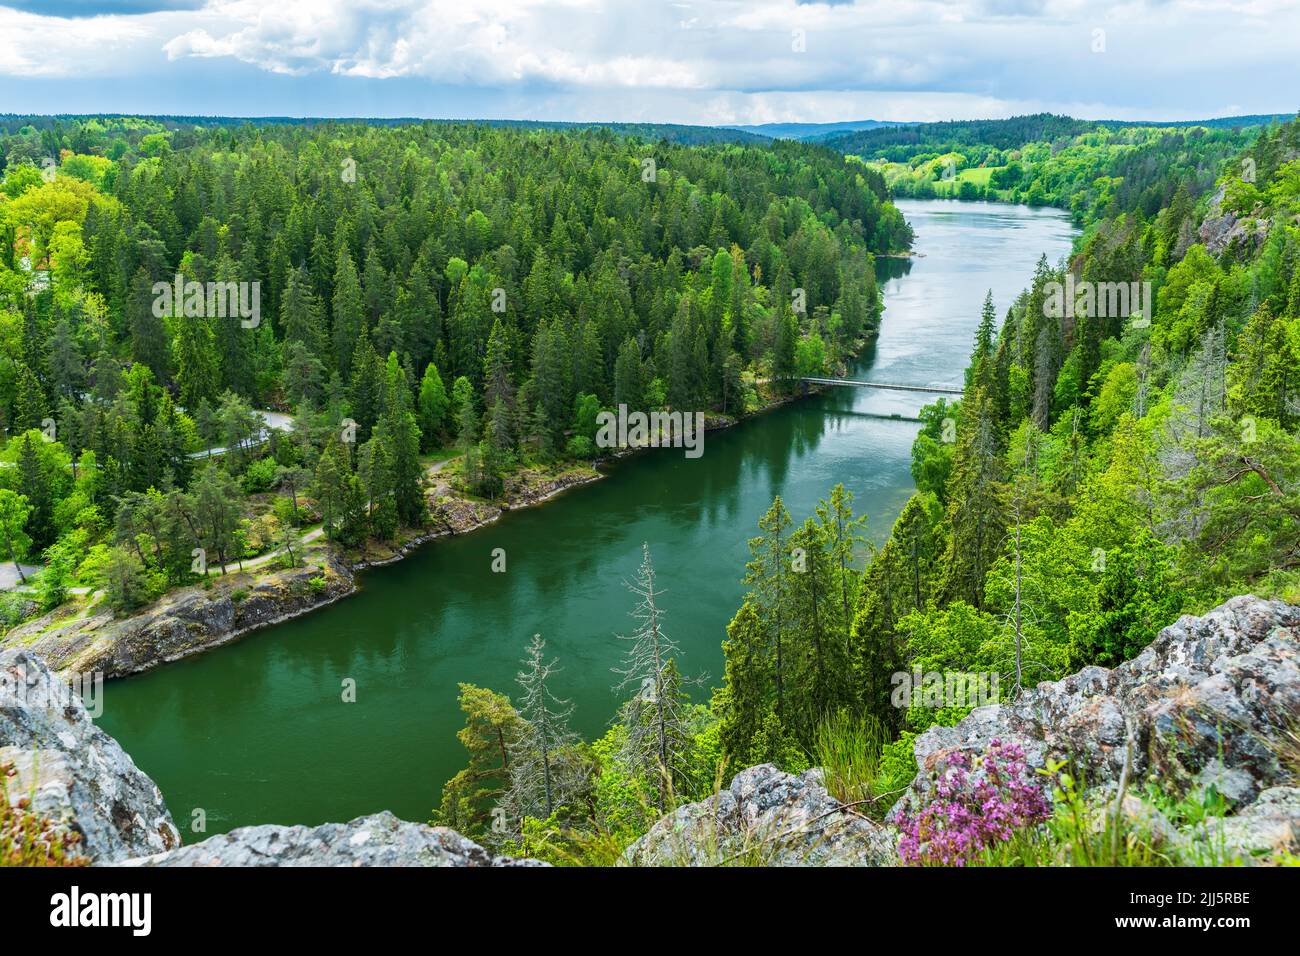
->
[242,457,279,494]
[99,546,164,613]
[566,435,596,460]
[896,739,1052,866]
[0,591,35,630]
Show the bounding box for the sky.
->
[0,0,1296,126]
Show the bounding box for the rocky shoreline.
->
[0,370,846,682]
[0,466,604,681]
[4,596,1296,866]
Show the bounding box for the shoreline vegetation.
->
[0,341,860,680]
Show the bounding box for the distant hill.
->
[0,114,771,146]
[820,112,1297,155]
[725,119,904,141]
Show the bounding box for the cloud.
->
[4,0,204,14]
[0,0,1296,123]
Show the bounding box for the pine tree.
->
[348,332,382,445]
[190,463,242,572]
[744,496,794,723]
[377,352,425,526]
[47,318,84,401]
[174,312,220,410]
[313,435,351,540]
[434,684,524,836]
[613,336,644,410]
[970,289,997,387]
[281,264,325,356]
[773,307,798,392]
[129,267,170,382]
[12,363,47,435]
[417,361,450,446]
[332,246,364,376]
[941,386,1007,608]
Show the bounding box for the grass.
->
[972,761,1180,867]
[811,710,911,821]
[813,711,884,805]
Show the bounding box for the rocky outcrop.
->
[395,465,602,562]
[624,764,897,867]
[1198,185,1271,258]
[123,811,546,867]
[891,596,1300,854]
[1,646,539,867]
[0,553,355,680]
[0,649,180,862]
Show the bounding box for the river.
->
[99,199,1078,837]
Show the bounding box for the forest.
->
[0,116,909,618]
[844,113,1281,225]
[431,114,1300,865]
[3,108,1297,868]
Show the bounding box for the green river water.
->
[98,199,1078,838]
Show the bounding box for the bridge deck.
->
[801,377,963,396]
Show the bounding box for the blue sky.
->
[1,0,1296,125]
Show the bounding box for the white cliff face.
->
[1,649,181,863]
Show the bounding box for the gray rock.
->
[1192,759,1258,809]
[1200,787,1300,862]
[892,596,1300,821]
[624,764,897,867]
[1198,185,1271,258]
[122,811,546,867]
[0,649,180,862]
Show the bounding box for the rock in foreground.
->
[0,554,355,680]
[123,811,547,867]
[625,764,896,866]
[892,596,1300,833]
[0,649,180,863]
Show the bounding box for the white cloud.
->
[0,6,160,77]
[0,0,1296,122]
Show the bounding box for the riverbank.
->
[0,368,853,681]
[0,463,605,680]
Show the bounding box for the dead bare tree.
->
[612,543,700,811]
